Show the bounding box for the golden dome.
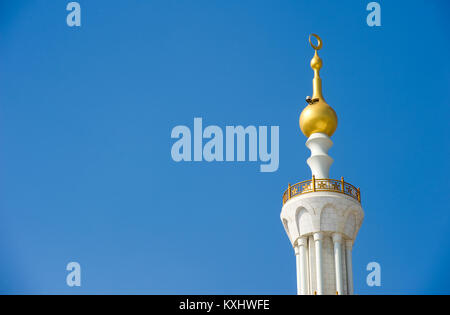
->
[300,99,337,138]
[299,34,338,138]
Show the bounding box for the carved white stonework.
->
[281,193,363,244]
[281,191,364,295]
[306,133,333,178]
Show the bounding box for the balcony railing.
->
[282,176,361,205]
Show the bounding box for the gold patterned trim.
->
[283,176,361,205]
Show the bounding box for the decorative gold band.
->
[283,176,361,205]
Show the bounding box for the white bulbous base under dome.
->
[306,133,333,179]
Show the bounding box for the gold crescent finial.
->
[309,34,323,97]
[309,34,322,50]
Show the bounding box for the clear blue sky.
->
[1,0,449,294]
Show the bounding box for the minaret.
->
[280,34,364,295]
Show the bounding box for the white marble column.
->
[294,245,301,295]
[313,232,323,295]
[297,237,308,295]
[345,240,354,295]
[332,233,343,295]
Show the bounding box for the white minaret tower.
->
[280,34,364,295]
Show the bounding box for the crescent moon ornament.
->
[309,34,322,50]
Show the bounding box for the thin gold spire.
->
[309,34,324,101]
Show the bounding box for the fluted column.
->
[297,237,308,295]
[294,245,301,295]
[313,232,323,295]
[332,233,343,295]
[346,240,354,295]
